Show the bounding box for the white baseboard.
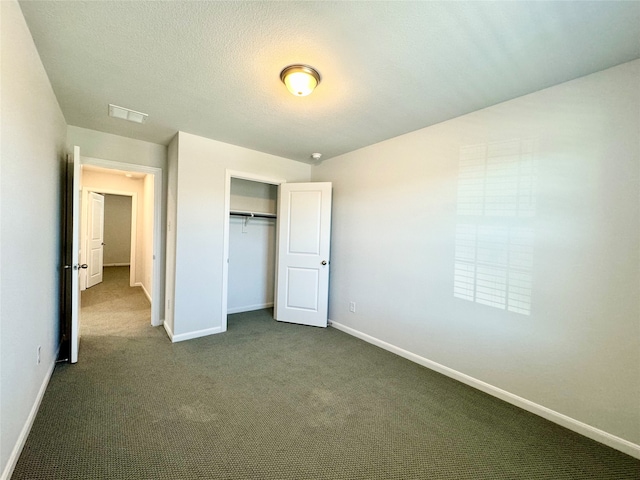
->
[167,325,224,343]
[227,302,273,314]
[103,263,130,267]
[1,351,58,480]
[163,319,174,341]
[329,320,640,459]
[136,282,152,304]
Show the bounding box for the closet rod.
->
[229,210,277,219]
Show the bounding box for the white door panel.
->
[286,267,319,310]
[275,182,331,327]
[288,191,322,254]
[89,249,102,275]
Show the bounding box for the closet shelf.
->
[230,210,277,219]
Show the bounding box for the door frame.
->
[80,156,163,327]
[221,169,286,332]
[81,187,138,290]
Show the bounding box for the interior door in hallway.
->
[60,145,83,363]
[275,182,332,327]
[87,191,105,288]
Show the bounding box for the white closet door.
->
[275,182,332,327]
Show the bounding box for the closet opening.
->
[221,171,286,332]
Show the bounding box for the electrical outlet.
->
[37,346,41,365]
[349,302,356,313]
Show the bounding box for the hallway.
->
[80,266,152,340]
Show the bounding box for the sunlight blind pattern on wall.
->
[454,139,536,315]
[456,140,536,217]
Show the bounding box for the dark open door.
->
[58,150,73,361]
[59,146,83,363]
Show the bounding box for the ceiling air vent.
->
[108,104,148,124]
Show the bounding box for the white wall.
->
[312,60,640,451]
[0,1,68,477]
[68,126,166,315]
[228,179,277,313]
[103,194,132,265]
[67,126,166,170]
[230,178,278,214]
[227,218,276,313]
[167,132,311,340]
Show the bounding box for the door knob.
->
[74,264,88,270]
[321,260,327,266]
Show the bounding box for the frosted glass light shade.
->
[280,65,321,96]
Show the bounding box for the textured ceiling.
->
[19,1,640,163]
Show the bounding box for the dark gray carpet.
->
[12,267,640,479]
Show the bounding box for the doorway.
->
[226,178,278,313]
[80,158,163,327]
[102,194,133,269]
[81,188,137,291]
[221,170,333,332]
[222,171,286,332]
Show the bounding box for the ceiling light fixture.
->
[108,104,148,124]
[280,65,321,97]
